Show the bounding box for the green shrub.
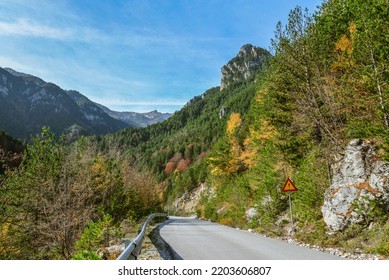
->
[73,214,121,259]
[72,251,102,260]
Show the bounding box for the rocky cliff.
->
[322,139,389,231]
[220,44,271,90]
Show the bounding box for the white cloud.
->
[0,18,108,42]
[0,18,71,39]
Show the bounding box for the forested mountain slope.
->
[193,0,389,258]
[88,0,389,258]
[0,67,171,140]
[99,45,271,196]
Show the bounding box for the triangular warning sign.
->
[282,178,298,192]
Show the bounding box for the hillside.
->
[101,44,270,184]
[0,68,171,140]
[191,0,389,258]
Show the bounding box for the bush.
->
[73,214,121,259]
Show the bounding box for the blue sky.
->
[0,0,322,113]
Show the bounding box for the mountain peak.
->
[237,44,258,57]
[4,67,30,78]
[96,104,172,128]
[220,44,271,90]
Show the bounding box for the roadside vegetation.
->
[195,0,389,257]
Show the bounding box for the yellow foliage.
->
[210,166,223,176]
[227,113,242,135]
[240,119,278,169]
[259,119,277,140]
[1,223,9,235]
[0,222,20,258]
[207,113,244,175]
[208,156,224,175]
[91,156,110,190]
[226,158,240,174]
[239,133,258,168]
[335,22,356,55]
[229,138,241,156]
[349,22,356,38]
[239,147,258,169]
[246,120,278,144]
[335,35,353,55]
[207,156,217,162]
[333,22,357,71]
[239,152,255,169]
[210,114,278,175]
[91,157,106,174]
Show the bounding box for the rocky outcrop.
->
[172,183,207,214]
[172,183,217,215]
[220,44,271,90]
[245,207,258,222]
[322,139,389,231]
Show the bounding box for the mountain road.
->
[158,216,343,260]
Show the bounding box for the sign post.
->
[282,178,298,234]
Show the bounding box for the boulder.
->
[245,207,258,222]
[322,139,389,231]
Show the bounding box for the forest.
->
[0,0,388,259]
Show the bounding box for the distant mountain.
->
[1,67,89,139]
[65,90,129,133]
[96,104,172,128]
[0,67,171,140]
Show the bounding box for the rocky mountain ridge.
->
[220,44,271,90]
[0,67,94,139]
[96,104,172,128]
[0,67,171,139]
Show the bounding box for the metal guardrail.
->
[117,213,167,260]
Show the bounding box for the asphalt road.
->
[159,216,343,260]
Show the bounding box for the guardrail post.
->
[122,239,131,248]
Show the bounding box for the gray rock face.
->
[245,207,258,222]
[220,44,271,90]
[322,139,389,231]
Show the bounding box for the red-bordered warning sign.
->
[282,178,298,192]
